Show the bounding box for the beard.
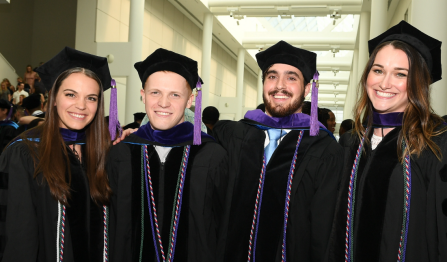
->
[263,89,305,117]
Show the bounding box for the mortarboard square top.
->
[36,47,112,91]
[256,40,317,84]
[135,48,200,90]
[368,20,442,83]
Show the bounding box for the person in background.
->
[0,99,18,152]
[0,81,11,101]
[339,119,354,137]
[122,112,145,130]
[318,108,336,134]
[24,64,38,87]
[13,82,28,104]
[301,101,311,115]
[202,106,220,135]
[30,81,46,104]
[256,103,266,113]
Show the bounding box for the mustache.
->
[268,90,293,97]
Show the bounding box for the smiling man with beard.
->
[214,41,343,262]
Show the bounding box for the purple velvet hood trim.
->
[59,128,86,142]
[134,121,213,146]
[244,109,327,130]
[372,112,403,127]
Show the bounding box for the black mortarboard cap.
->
[256,40,317,84]
[22,94,42,110]
[368,20,442,83]
[133,112,146,121]
[134,48,200,89]
[36,47,112,91]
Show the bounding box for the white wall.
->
[0,52,19,85]
[95,0,258,122]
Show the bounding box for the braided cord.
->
[144,145,163,262]
[103,205,109,262]
[345,128,368,262]
[140,146,146,262]
[247,154,267,262]
[281,130,304,262]
[397,140,411,262]
[144,145,191,262]
[57,202,66,262]
[167,145,190,262]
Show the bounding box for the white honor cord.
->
[56,201,61,262]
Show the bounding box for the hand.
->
[112,128,138,145]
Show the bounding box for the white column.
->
[125,0,144,124]
[370,0,388,39]
[358,11,370,82]
[201,13,213,109]
[236,48,245,120]
[412,0,447,115]
[257,69,263,106]
[343,49,359,120]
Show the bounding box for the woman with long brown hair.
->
[326,21,447,262]
[0,47,112,261]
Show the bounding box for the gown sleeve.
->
[0,142,38,262]
[107,142,134,262]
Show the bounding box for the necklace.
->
[344,129,412,262]
[144,145,191,262]
[247,130,304,262]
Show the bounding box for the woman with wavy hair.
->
[326,21,447,262]
[0,47,112,262]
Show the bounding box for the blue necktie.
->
[265,129,284,164]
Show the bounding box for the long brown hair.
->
[21,67,112,205]
[353,40,446,160]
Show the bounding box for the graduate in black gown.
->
[213,41,343,262]
[123,112,146,130]
[326,21,447,262]
[108,49,228,262]
[0,47,112,262]
[0,99,18,152]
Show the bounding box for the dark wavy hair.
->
[20,67,112,205]
[353,40,446,160]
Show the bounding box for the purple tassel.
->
[309,71,319,136]
[109,79,122,140]
[193,81,202,145]
[7,104,13,120]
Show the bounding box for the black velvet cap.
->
[135,48,200,89]
[36,47,112,91]
[22,94,41,110]
[368,20,442,83]
[134,112,146,121]
[256,40,317,84]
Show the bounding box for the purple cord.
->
[252,154,267,262]
[281,131,303,262]
[309,71,319,136]
[402,153,412,261]
[193,80,202,145]
[170,145,191,262]
[144,146,161,262]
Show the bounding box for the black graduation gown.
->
[123,122,141,130]
[326,127,447,262]
[0,141,104,262]
[107,134,228,262]
[213,120,344,262]
[0,125,17,152]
